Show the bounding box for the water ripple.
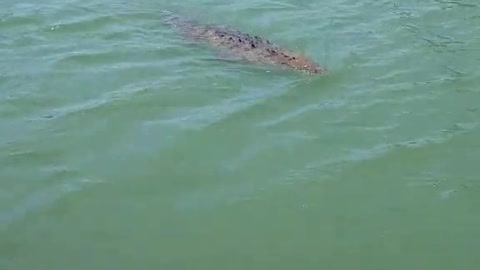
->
[0,178,103,228]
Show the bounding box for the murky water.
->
[1,0,479,269]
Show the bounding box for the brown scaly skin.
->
[162,11,326,75]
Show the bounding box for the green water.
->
[1,0,479,269]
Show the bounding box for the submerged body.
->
[162,11,326,74]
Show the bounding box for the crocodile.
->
[162,11,326,74]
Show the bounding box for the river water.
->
[1,0,479,269]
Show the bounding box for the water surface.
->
[1,0,479,269]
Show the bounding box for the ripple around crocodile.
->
[162,11,326,75]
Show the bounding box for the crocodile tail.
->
[161,10,197,30]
